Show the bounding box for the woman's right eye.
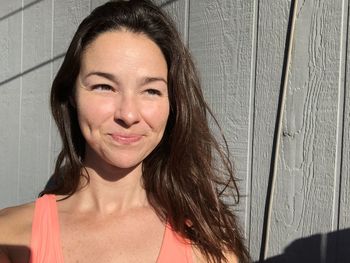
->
[92,84,113,91]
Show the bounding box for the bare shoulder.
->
[192,246,239,263]
[0,202,35,262]
[0,202,35,245]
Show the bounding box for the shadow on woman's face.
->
[0,245,31,263]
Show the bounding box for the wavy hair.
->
[41,0,250,262]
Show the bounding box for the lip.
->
[109,133,143,144]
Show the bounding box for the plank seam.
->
[48,0,54,181]
[335,0,350,261]
[259,0,298,260]
[17,0,24,204]
[248,0,259,253]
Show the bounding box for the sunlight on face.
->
[75,30,169,171]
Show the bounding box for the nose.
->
[114,94,141,127]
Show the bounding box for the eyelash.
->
[90,85,162,96]
[91,84,113,91]
[145,89,161,96]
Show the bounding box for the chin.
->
[104,155,144,170]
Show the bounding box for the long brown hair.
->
[42,0,250,262]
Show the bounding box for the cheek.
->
[76,97,115,130]
[141,101,170,131]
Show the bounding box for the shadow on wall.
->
[256,228,350,263]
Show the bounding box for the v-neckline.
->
[52,194,168,263]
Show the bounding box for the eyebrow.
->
[84,71,119,85]
[84,71,167,85]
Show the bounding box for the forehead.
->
[80,30,167,77]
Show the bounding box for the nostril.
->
[115,118,130,129]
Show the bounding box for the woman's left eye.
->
[145,89,161,96]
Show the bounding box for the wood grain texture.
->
[188,0,255,243]
[0,79,21,209]
[22,0,52,71]
[249,1,291,260]
[266,0,345,258]
[154,0,188,43]
[0,10,21,82]
[53,0,90,56]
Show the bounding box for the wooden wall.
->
[0,0,349,261]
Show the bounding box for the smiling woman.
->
[0,1,250,263]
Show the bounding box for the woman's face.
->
[75,30,169,170]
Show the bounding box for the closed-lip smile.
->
[110,133,143,144]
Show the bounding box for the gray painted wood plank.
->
[0,0,22,18]
[18,65,52,203]
[155,0,188,43]
[0,2,22,209]
[53,0,90,57]
[22,0,52,72]
[339,0,350,231]
[249,0,291,260]
[338,0,350,261]
[0,11,21,82]
[0,79,21,209]
[266,0,345,259]
[188,0,255,245]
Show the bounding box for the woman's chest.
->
[59,213,165,263]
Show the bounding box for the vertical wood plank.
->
[0,79,21,208]
[0,0,22,20]
[18,65,52,203]
[250,1,291,260]
[22,0,52,72]
[0,10,22,82]
[17,0,53,203]
[267,0,345,258]
[339,0,350,233]
[338,0,350,261]
[188,0,255,245]
[0,4,22,209]
[53,0,90,57]
[155,0,188,42]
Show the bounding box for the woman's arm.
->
[0,204,34,263]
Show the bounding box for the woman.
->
[0,0,250,262]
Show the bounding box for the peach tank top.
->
[29,194,192,263]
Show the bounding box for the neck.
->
[70,155,148,216]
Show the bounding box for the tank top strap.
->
[157,222,193,263]
[29,194,64,263]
